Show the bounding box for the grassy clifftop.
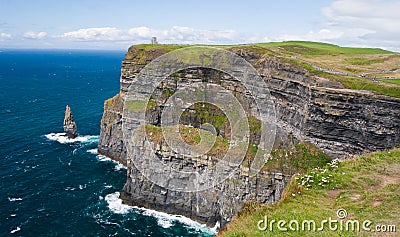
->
[126,41,400,98]
[218,148,400,236]
[255,41,394,55]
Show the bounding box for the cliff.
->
[98,94,126,165]
[98,44,400,228]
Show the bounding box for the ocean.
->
[0,49,215,236]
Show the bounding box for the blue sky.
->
[1,0,399,51]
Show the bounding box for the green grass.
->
[219,148,400,237]
[254,41,394,55]
[341,67,363,74]
[126,42,400,98]
[131,44,187,51]
[125,44,187,62]
[131,41,395,56]
[337,76,400,98]
[144,124,230,158]
[125,100,157,112]
[287,58,400,98]
[343,57,387,66]
[248,116,261,133]
[265,143,332,174]
[253,41,400,98]
[381,79,400,84]
[104,93,122,110]
[180,103,228,135]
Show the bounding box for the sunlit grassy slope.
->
[255,41,394,55]
[253,41,400,98]
[128,41,400,98]
[219,148,400,237]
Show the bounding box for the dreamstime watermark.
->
[122,46,277,192]
[257,208,397,233]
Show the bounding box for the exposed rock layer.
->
[98,94,126,165]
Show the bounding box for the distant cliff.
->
[98,44,400,228]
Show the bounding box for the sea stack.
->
[63,105,78,139]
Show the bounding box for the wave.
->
[104,191,133,214]
[96,154,112,162]
[45,133,99,144]
[104,191,217,234]
[86,148,98,154]
[114,163,126,171]
[8,197,23,202]
[94,153,126,171]
[10,227,21,234]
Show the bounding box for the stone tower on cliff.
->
[151,37,158,45]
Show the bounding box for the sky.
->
[0,0,399,51]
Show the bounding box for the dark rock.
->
[63,105,78,139]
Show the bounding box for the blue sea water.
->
[0,49,214,236]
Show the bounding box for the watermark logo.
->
[336,208,347,219]
[122,46,277,192]
[257,208,396,233]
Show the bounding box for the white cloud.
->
[272,27,377,44]
[59,26,239,44]
[322,0,400,33]
[322,0,400,42]
[266,0,400,51]
[0,32,12,40]
[23,31,47,39]
[61,27,126,41]
[127,26,152,38]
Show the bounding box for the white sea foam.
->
[140,208,217,234]
[8,197,23,202]
[104,191,217,234]
[86,148,98,154]
[10,227,21,234]
[97,154,126,171]
[114,163,126,171]
[211,221,220,233]
[104,191,133,214]
[64,187,76,191]
[45,133,99,144]
[97,154,112,162]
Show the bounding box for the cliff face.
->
[254,56,400,158]
[121,146,289,227]
[98,94,126,165]
[98,45,400,228]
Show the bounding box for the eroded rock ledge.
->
[98,45,400,228]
